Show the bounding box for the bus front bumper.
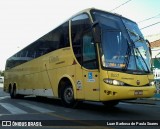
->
[100,85,156,101]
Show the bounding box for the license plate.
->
[134,90,143,95]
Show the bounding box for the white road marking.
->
[0,103,27,114]
[0,96,10,100]
[19,102,55,113]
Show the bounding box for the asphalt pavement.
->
[122,94,160,106]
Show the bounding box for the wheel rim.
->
[64,87,74,104]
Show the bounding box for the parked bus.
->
[4,8,156,107]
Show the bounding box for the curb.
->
[122,100,156,105]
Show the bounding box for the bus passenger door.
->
[70,13,99,101]
[83,70,99,101]
[82,31,100,101]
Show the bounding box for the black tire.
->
[10,86,16,99]
[102,100,119,108]
[10,86,23,99]
[9,86,13,98]
[61,83,77,108]
[9,84,23,99]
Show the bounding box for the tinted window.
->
[82,31,98,69]
[71,14,98,69]
[6,21,69,70]
[71,14,91,65]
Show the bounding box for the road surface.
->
[0,83,160,129]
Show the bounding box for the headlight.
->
[149,81,155,86]
[103,78,124,86]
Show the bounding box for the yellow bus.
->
[4,8,156,107]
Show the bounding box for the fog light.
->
[149,81,155,86]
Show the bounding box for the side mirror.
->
[92,21,101,43]
[92,21,99,28]
[146,39,152,56]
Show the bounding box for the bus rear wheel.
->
[9,85,23,99]
[61,83,77,108]
[10,85,17,99]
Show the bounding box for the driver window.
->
[83,31,98,69]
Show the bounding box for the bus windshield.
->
[92,10,152,73]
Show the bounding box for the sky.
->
[0,0,160,70]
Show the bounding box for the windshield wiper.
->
[127,28,137,37]
[134,35,145,43]
[122,39,150,73]
[134,47,150,73]
[127,29,150,72]
[127,29,145,43]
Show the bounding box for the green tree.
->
[0,70,4,76]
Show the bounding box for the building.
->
[150,39,160,94]
[145,33,160,42]
[150,39,160,69]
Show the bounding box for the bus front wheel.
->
[61,83,77,108]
